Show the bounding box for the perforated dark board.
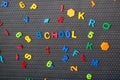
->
[0,0,120,80]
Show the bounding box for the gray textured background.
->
[0,0,120,80]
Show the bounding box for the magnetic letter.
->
[36,32,42,39]
[30,3,38,10]
[45,47,50,55]
[62,46,69,53]
[62,55,69,62]
[70,66,78,71]
[81,54,85,62]
[58,31,64,38]
[72,31,77,39]
[23,16,29,23]
[51,32,58,38]
[91,58,99,67]
[88,19,96,28]
[78,12,85,20]
[1,1,9,7]
[88,31,94,39]
[19,1,26,9]
[86,42,93,50]
[0,56,4,63]
[65,30,71,38]
[72,50,79,57]
[102,22,111,30]
[44,32,50,40]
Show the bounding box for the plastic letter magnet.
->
[16,32,22,38]
[19,1,26,9]
[30,3,38,10]
[1,1,9,7]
